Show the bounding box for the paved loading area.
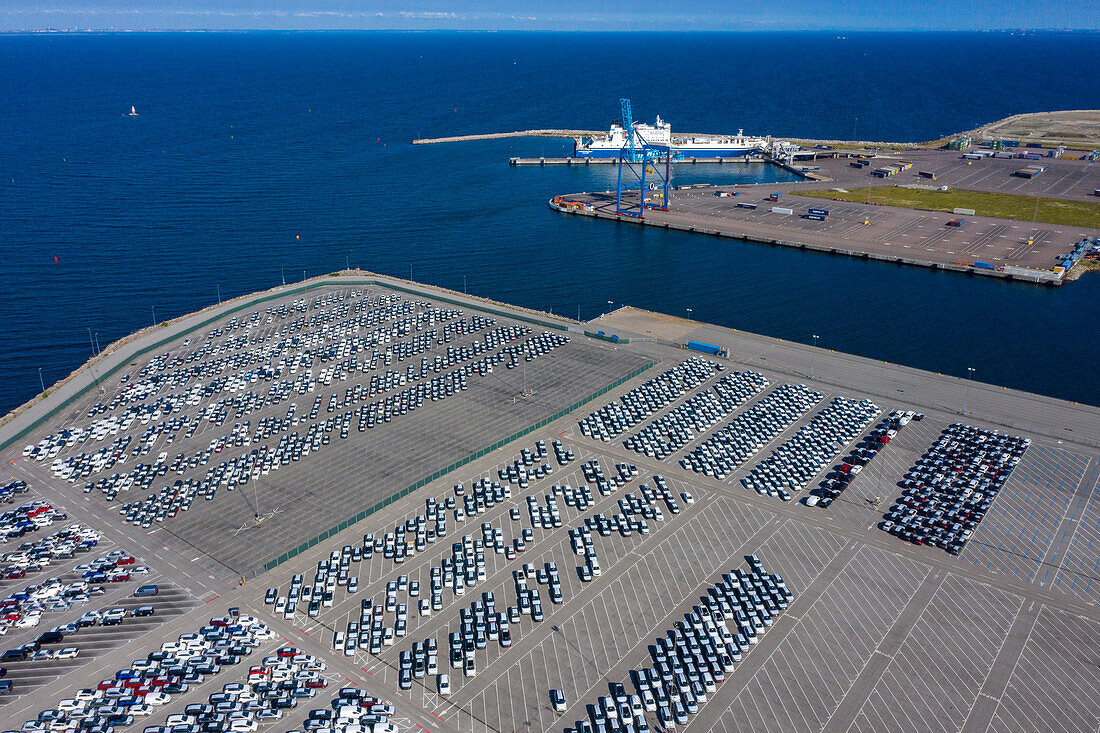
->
[8,283,649,578]
[564,187,1084,273]
[0,278,1098,733]
[805,149,1100,202]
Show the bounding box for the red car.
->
[115,556,136,566]
[276,647,299,659]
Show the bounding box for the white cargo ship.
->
[575,115,767,159]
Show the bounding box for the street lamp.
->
[151,306,157,327]
[463,275,467,295]
[811,334,819,378]
[281,267,286,286]
[38,368,45,394]
[217,284,222,304]
[962,367,975,414]
[88,327,97,357]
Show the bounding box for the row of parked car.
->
[0,552,145,630]
[883,424,1029,554]
[2,522,100,582]
[681,383,824,479]
[289,685,400,733]
[40,292,571,544]
[741,396,880,502]
[624,370,769,460]
[568,556,793,732]
[806,410,922,508]
[2,603,156,663]
[0,480,31,510]
[8,610,279,733]
[579,359,720,442]
[0,499,71,545]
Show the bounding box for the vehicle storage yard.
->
[0,273,1098,733]
[552,151,1099,284]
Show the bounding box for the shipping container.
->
[804,214,828,221]
[962,153,982,160]
[974,261,993,270]
[918,171,937,179]
[768,193,782,201]
[686,341,721,356]
[770,206,793,215]
[1025,142,1042,148]
[736,202,758,210]
[808,208,830,215]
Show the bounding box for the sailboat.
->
[128,106,138,116]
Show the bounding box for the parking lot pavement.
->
[696,544,931,733]
[823,411,943,527]
[148,341,646,578]
[0,600,218,723]
[450,497,782,733]
[980,605,1100,733]
[961,445,1097,589]
[9,283,650,581]
[808,151,1100,203]
[0,585,194,704]
[845,573,1024,733]
[10,459,237,594]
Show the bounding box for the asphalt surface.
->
[0,275,1097,733]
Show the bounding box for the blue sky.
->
[3,0,1098,31]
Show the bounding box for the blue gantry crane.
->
[615,98,672,218]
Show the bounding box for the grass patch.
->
[794,186,1100,229]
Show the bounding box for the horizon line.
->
[3,27,1100,34]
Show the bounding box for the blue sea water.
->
[1,31,1098,414]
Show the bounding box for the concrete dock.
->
[509,155,764,166]
[551,151,1100,284]
[1,274,1098,733]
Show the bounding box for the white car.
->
[54,647,79,659]
[16,614,42,628]
[145,692,171,706]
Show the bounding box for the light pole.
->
[151,306,157,327]
[281,267,286,286]
[346,255,350,271]
[217,284,222,304]
[607,300,614,316]
[962,367,975,414]
[38,368,45,394]
[463,275,467,295]
[94,333,101,355]
[88,327,97,357]
[811,334,819,378]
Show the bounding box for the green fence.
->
[261,360,654,572]
[0,278,579,456]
